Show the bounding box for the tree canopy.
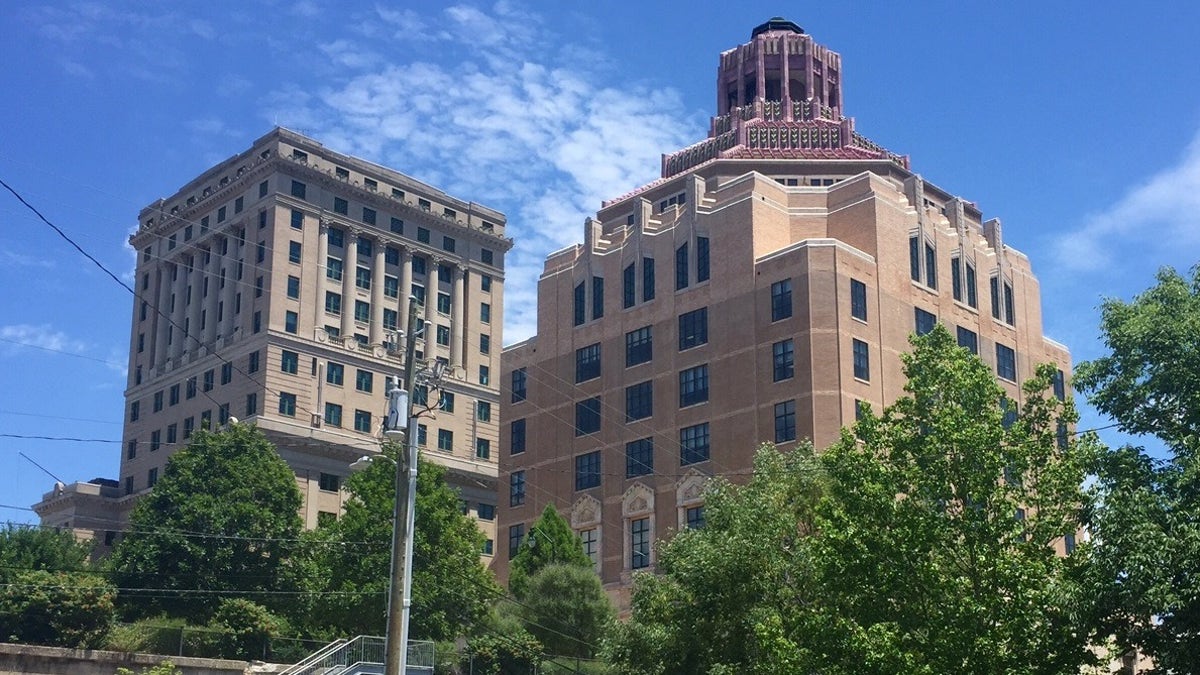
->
[606,325,1095,674]
[507,504,593,599]
[108,424,303,621]
[311,443,497,642]
[1076,264,1200,673]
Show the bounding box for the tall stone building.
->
[35,128,511,559]
[498,18,1070,603]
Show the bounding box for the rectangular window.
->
[126,439,137,459]
[354,409,372,433]
[436,292,451,314]
[278,392,296,417]
[773,339,794,381]
[325,291,342,315]
[696,236,710,282]
[771,279,793,321]
[290,209,304,230]
[381,275,399,299]
[626,326,653,367]
[573,282,586,326]
[476,400,491,422]
[478,503,496,521]
[850,279,867,321]
[480,335,491,354]
[915,307,937,336]
[643,257,656,301]
[183,417,194,439]
[510,471,526,507]
[675,243,689,290]
[324,402,343,427]
[362,207,376,226]
[245,393,258,416]
[581,528,598,565]
[1004,282,1015,326]
[853,339,870,381]
[1053,369,1066,401]
[508,523,525,559]
[203,370,214,391]
[436,324,450,346]
[383,308,398,330]
[575,451,601,490]
[287,275,300,299]
[996,343,1017,381]
[285,311,298,334]
[246,351,260,374]
[957,326,979,354]
[417,424,427,446]
[511,368,527,403]
[625,381,653,421]
[327,362,344,385]
[354,300,370,323]
[774,399,797,442]
[153,390,164,413]
[442,235,456,253]
[150,430,161,451]
[631,517,650,569]
[358,236,372,257]
[510,419,526,454]
[966,263,978,308]
[991,276,1002,320]
[623,263,636,309]
[390,217,404,234]
[356,369,373,392]
[481,274,492,292]
[217,205,226,222]
[148,467,158,487]
[417,227,430,244]
[288,241,302,264]
[333,197,348,215]
[909,236,921,282]
[686,506,705,530]
[481,248,494,265]
[592,276,604,319]
[925,243,937,289]
[169,384,180,406]
[680,422,710,465]
[480,302,491,323]
[259,180,269,198]
[356,266,371,290]
[626,438,653,478]
[326,256,343,281]
[678,307,708,350]
[479,365,490,385]
[679,364,709,407]
[575,397,601,436]
[220,362,233,385]
[476,438,490,459]
[328,227,344,248]
[439,392,455,413]
[951,257,963,301]
[575,343,601,382]
[318,472,340,492]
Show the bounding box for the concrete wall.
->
[0,642,287,675]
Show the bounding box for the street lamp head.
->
[349,456,374,473]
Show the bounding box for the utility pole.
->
[384,297,423,675]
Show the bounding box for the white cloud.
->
[0,324,88,354]
[266,3,702,342]
[1053,131,1200,272]
[0,250,55,269]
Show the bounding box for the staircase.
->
[280,635,435,675]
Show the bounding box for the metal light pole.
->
[384,297,423,675]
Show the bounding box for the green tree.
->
[605,443,825,674]
[606,326,1095,674]
[463,609,544,675]
[809,325,1095,674]
[517,563,613,660]
[314,443,497,641]
[0,569,115,648]
[1075,264,1200,673]
[0,524,92,582]
[508,504,592,598]
[108,424,303,622]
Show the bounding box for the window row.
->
[507,508,704,569]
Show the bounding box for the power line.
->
[0,336,125,368]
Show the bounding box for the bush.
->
[0,570,114,648]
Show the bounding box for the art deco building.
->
[498,18,1071,604]
[35,128,511,559]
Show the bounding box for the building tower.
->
[35,128,512,561]
[498,19,1070,607]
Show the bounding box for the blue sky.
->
[2,1,1198,523]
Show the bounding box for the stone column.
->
[450,264,465,370]
[424,257,438,355]
[781,35,792,120]
[203,242,222,348]
[185,252,205,356]
[313,220,329,331]
[370,238,387,345]
[340,230,358,337]
[169,256,190,360]
[755,36,766,105]
[219,233,239,341]
[398,247,413,352]
[153,262,172,367]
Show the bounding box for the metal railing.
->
[281,635,434,675]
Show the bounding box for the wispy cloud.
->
[1052,131,1200,273]
[0,250,56,269]
[0,324,89,354]
[266,2,701,341]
